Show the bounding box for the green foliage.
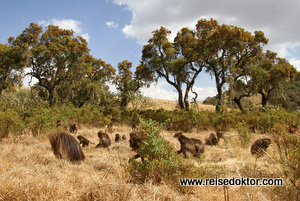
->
[127,118,204,184]
[235,121,252,147]
[0,109,25,138]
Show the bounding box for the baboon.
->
[69,123,78,134]
[115,133,121,143]
[96,131,111,149]
[129,131,149,161]
[122,134,127,141]
[77,135,94,147]
[56,119,68,131]
[49,131,85,162]
[250,138,271,157]
[173,132,202,158]
[129,131,174,161]
[105,122,114,134]
[205,133,218,146]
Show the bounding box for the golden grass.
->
[0,125,292,200]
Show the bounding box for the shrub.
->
[235,121,252,148]
[126,118,205,184]
[0,109,25,138]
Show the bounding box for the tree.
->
[251,51,297,107]
[195,19,268,111]
[56,54,116,107]
[10,23,90,106]
[0,43,27,94]
[140,27,204,110]
[114,60,151,108]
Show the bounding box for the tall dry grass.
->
[0,125,293,200]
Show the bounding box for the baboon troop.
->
[77,135,93,147]
[69,123,78,134]
[205,133,218,146]
[250,138,271,157]
[173,132,204,158]
[96,131,111,149]
[49,131,85,162]
[49,119,275,164]
[115,133,121,142]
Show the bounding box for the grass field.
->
[0,120,291,201]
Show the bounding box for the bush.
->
[0,109,25,138]
[126,118,205,184]
[235,121,252,148]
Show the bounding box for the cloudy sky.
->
[1,0,299,101]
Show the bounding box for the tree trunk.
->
[260,91,268,107]
[233,97,245,113]
[216,84,223,112]
[48,89,55,107]
[177,89,185,110]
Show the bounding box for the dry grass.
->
[0,125,293,201]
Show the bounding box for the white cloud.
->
[38,19,90,42]
[289,58,300,71]
[106,21,119,29]
[113,0,300,58]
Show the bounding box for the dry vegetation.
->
[0,121,292,200]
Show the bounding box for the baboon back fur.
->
[174,132,202,158]
[49,131,85,162]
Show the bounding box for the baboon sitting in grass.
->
[122,134,127,141]
[250,138,271,157]
[115,133,121,143]
[77,135,93,147]
[49,131,85,163]
[69,123,78,134]
[96,131,111,150]
[173,132,203,158]
[205,133,218,146]
[129,131,149,161]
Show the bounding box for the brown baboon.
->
[105,122,114,134]
[173,132,201,158]
[115,133,121,143]
[56,119,68,131]
[129,131,174,162]
[122,134,127,141]
[129,131,149,161]
[251,138,271,157]
[205,133,218,146]
[69,123,78,134]
[49,131,85,162]
[77,135,94,147]
[96,131,111,149]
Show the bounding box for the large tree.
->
[10,23,90,106]
[140,27,204,110]
[195,18,268,111]
[0,43,27,94]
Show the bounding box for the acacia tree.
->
[250,51,297,107]
[140,27,204,110]
[0,43,27,94]
[195,19,268,111]
[10,23,90,106]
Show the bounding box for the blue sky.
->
[1,0,299,101]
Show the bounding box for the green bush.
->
[126,118,205,184]
[0,109,25,138]
[235,121,252,148]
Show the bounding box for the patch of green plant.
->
[235,121,252,148]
